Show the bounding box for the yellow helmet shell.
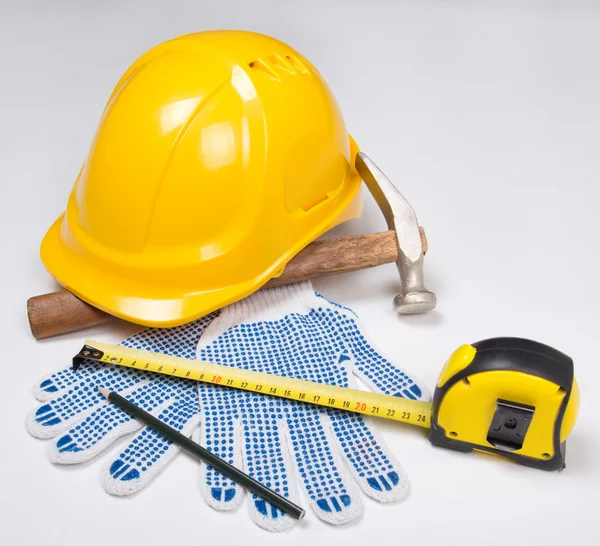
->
[41,31,362,326]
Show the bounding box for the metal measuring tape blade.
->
[73,340,431,428]
[73,337,579,471]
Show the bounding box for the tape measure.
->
[73,340,432,428]
[73,337,579,470]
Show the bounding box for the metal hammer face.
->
[355,152,436,315]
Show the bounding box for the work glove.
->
[26,281,428,531]
[192,282,428,530]
[26,315,213,486]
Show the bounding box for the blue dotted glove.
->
[193,281,428,530]
[26,281,428,531]
[26,315,215,493]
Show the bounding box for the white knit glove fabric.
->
[26,281,428,531]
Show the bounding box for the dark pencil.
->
[98,387,305,520]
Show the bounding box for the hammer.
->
[27,153,436,339]
[355,153,436,314]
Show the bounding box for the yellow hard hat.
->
[41,30,362,327]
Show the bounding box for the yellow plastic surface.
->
[41,31,362,326]
[436,344,477,388]
[436,370,579,460]
[561,378,579,442]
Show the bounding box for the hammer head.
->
[355,152,436,315]
[394,290,437,315]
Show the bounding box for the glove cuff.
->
[220,281,322,325]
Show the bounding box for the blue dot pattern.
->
[32,315,215,474]
[196,293,427,522]
[30,286,425,528]
[34,364,147,429]
[313,294,423,399]
[38,360,105,395]
[97,316,216,481]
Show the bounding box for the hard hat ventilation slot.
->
[285,55,309,74]
[268,54,307,75]
[248,59,279,80]
[249,55,309,79]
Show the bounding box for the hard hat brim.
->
[40,172,362,327]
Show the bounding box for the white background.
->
[1,1,599,545]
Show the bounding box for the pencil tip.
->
[98,387,111,399]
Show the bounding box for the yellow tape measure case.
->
[429,338,579,470]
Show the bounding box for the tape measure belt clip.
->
[486,400,535,452]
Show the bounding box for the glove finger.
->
[285,401,363,525]
[47,378,188,463]
[26,365,145,439]
[101,394,201,495]
[350,338,428,399]
[314,294,430,400]
[240,392,298,532]
[47,400,140,464]
[327,410,409,502]
[34,359,106,401]
[197,384,243,512]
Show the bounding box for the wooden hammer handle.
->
[27,228,427,339]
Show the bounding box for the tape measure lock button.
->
[436,344,477,388]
